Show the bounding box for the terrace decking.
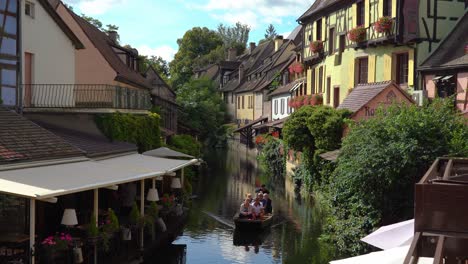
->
[404,157,468,264]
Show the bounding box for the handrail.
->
[22,84,151,110]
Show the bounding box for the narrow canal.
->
[149,142,333,264]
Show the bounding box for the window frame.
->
[328,27,335,55]
[316,19,322,40]
[318,67,323,93]
[280,99,285,115]
[25,1,35,18]
[356,1,365,26]
[326,77,331,104]
[356,57,369,84]
[383,0,392,17]
[274,99,278,115]
[333,86,340,108]
[395,52,409,86]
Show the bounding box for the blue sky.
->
[63,0,315,62]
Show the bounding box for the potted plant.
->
[309,40,324,53]
[374,16,393,33]
[41,233,72,263]
[347,26,367,43]
[146,202,159,240]
[161,194,175,209]
[87,214,100,245]
[100,209,120,252]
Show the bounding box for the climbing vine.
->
[95,112,161,152]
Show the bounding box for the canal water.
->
[150,142,334,264]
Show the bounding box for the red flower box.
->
[348,26,367,43]
[374,16,393,33]
[289,62,304,74]
[309,40,324,53]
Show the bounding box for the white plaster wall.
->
[272,94,291,120]
[21,0,76,106]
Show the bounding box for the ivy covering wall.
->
[95,112,162,152]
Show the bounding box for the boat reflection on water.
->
[144,244,186,264]
[233,229,269,254]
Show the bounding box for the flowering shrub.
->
[161,194,175,208]
[288,95,323,109]
[374,16,393,33]
[309,40,324,53]
[41,233,72,251]
[255,134,267,145]
[288,62,304,74]
[271,131,280,138]
[347,26,367,42]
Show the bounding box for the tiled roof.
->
[44,125,137,158]
[269,77,305,97]
[419,12,468,71]
[337,81,394,112]
[298,0,345,22]
[68,10,150,89]
[0,109,84,164]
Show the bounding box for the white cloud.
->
[64,0,127,15]
[199,0,315,27]
[137,45,177,62]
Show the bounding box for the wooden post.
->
[140,180,145,250]
[181,168,185,188]
[30,199,35,264]
[93,189,98,264]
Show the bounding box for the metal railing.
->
[22,84,151,110]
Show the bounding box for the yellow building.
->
[299,0,415,108]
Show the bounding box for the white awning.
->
[0,154,198,199]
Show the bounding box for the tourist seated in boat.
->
[256,184,270,194]
[257,192,265,207]
[263,193,272,214]
[251,198,264,220]
[239,199,253,219]
[246,193,253,204]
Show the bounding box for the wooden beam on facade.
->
[403,232,422,264]
[419,158,440,183]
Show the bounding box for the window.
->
[242,96,245,109]
[287,99,292,114]
[283,72,289,86]
[1,0,19,106]
[231,93,234,104]
[333,87,340,108]
[318,67,323,93]
[339,34,346,53]
[356,57,368,84]
[0,195,27,234]
[316,19,322,40]
[311,69,316,94]
[274,100,278,115]
[280,99,285,115]
[329,28,335,55]
[383,0,392,17]
[357,1,365,26]
[395,53,409,85]
[25,1,34,18]
[326,77,331,104]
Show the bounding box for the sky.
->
[62,0,315,62]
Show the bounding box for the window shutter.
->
[307,69,312,95]
[378,0,384,17]
[349,60,355,89]
[383,53,392,80]
[365,0,370,27]
[352,3,357,27]
[391,0,397,17]
[368,55,376,82]
[408,49,414,86]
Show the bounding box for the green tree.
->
[325,99,468,255]
[176,77,226,143]
[81,14,103,30]
[282,106,316,152]
[264,24,277,40]
[139,55,170,81]
[217,22,250,53]
[169,27,223,90]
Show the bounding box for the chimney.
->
[249,42,256,54]
[227,47,237,61]
[108,30,119,43]
[274,35,284,52]
[238,64,244,84]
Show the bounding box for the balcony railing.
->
[354,17,398,48]
[22,84,152,110]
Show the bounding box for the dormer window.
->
[25,1,34,18]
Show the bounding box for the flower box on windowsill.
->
[347,26,367,43]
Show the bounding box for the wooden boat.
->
[233,214,273,230]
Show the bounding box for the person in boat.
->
[256,184,270,194]
[263,193,272,214]
[246,193,253,204]
[239,199,253,219]
[251,197,264,220]
[257,192,265,207]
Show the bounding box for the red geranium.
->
[348,26,367,42]
[374,16,393,33]
[271,131,280,138]
[309,40,324,53]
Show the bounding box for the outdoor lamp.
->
[61,208,78,226]
[147,188,159,201]
[171,178,182,189]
